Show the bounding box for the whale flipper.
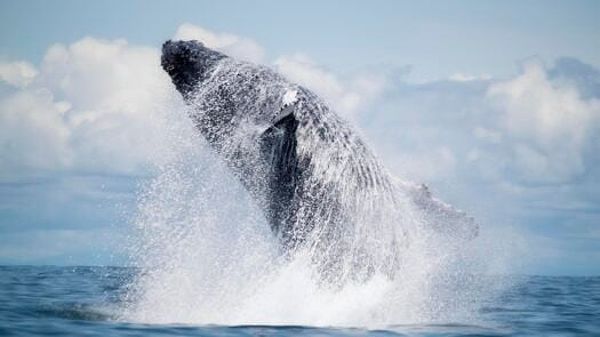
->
[259,113,301,239]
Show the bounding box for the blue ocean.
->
[1,265,598,337]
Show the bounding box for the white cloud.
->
[391,146,458,183]
[363,59,600,187]
[173,23,265,63]
[473,126,502,144]
[0,61,38,87]
[0,89,72,173]
[274,54,387,119]
[448,73,491,82]
[0,37,184,179]
[487,61,600,182]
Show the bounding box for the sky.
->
[0,0,599,275]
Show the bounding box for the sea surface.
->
[0,265,598,337]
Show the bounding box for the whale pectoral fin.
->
[260,113,299,172]
[259,113,301,236]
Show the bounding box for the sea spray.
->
[122,44,518,327]
[123,138,514,326]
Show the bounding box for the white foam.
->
[121,60,519,328]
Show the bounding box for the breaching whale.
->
[161,40,477,280]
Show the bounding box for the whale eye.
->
[166,65,175,72]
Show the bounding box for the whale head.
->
[161,40,226,97]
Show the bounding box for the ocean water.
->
[1,265,598,336]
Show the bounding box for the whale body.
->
[161,40,477,280]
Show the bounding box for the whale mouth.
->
[161,40,226,96]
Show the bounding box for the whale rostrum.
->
[161,40,477,281]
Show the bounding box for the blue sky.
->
[0,0,599,275]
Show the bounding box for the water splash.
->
[122,50,518,328]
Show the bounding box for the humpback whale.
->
[161,40,477,281]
